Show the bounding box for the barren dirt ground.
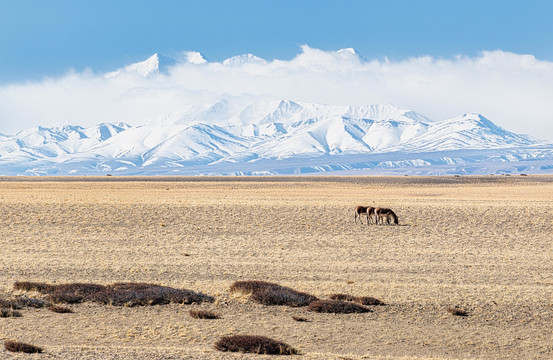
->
[0,176,552,359]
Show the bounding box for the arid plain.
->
[1,176,552,359]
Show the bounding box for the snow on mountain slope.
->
[0,123,129,160]
[0,99,550,176]
[387,113,535,152]
[105,53,178,78]
[223,54,267,66]
[335,48,366,62]
[141,123,252,166]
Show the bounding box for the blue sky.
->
[1,0,552,83]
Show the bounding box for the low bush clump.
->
[13,281,50,292]
[230,280,317,307]
[307,299,371,314]
[214,335,299,355]
[0,295,49,310]
[48,305,74,313]
[15,282,106,304]
[250,289,317,307]
[447,307,469,316]
[88,283,213,306]
[0,309,22,318]
[0,298,21,310]
[4,340,43,353]
[13,296,49,308]
[46,291,84,304]
[14,281,213,307]
[329,293,385,306]
[189,310,220,319]
[328,293,355,302]
[229,280,284,295]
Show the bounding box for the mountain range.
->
[1,53,552,176]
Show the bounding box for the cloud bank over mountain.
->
[1,46,552,140]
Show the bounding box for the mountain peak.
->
[223,54,267,66]
[105,53,177,78]
[337,48,357,55]
[336,48,366,61]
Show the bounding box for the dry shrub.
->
[307,300,371,314]
[0,296,49,310]
[15,282,107,304]
[447,307,469,316]
[328,293,356,302]
[14,296,49,308]
[329,293,385,306]
[189,310,220,319]
[4,340,43,353]
[229,280,284,295]
[88,283,213,306]
[0,298,21,310]
[46,291,84,304]
[230,280,317,307]
[214,335,299,355]
[0,309,22,318]
[13,281,50,292]
[356,296,385,306]
[250,289,317,307]
[15,281,213,307]
[51,283,107,296]
[48,305,74,313]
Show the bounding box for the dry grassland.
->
[0,176,552,359]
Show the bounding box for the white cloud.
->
[1,46,552,140]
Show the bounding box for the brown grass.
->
[87,283,213,306]
[46,291,84,304]
[307,300,372,314]
[189,310,220,319]
[329,293,385,306]
[15,282,106,304]
[214,335,299,355]
[250,288,317,307]
[4,340,43,353]
[229,280,284,295]
[0,308,22,317]
[15,281,213,306]
[230,280,317,307]
[0,298,21,310]
[13,295,49,308]
[48,305,74,313]
[447,307,469,316]
[13,281,50,292]
[0,295,48,309]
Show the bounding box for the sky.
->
[1,0,552,138]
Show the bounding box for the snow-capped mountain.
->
[0,98,551,176]
[105,53,178,77]
[223,54,268,66]
[0,52,551,175]
[0,123,129,160]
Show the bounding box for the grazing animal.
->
[355,206,375,224]
[366,206,376,225]
[375,207,398,225]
